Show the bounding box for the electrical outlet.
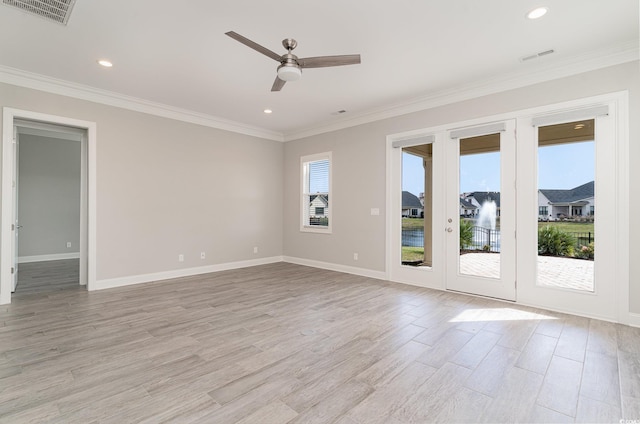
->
[66,242,72,248]
[178,254,184,262]
[253,246,258,254]
[353,253,359,261]
[200,252,205,259]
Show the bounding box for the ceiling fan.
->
[225,31,361,92]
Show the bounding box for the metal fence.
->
[568,232,594,247]
[467,226,501,252]
[402,228,593,252]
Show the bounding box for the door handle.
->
[446,227,453,233]
[16,225,23,229]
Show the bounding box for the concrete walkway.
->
[459,252,594,291]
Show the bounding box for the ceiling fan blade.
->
[225,31,281,62]
[298,54,361,68]
[271,76,286,92]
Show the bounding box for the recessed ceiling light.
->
[97,59,113,68]
[263,109,273,114]
[527,7,548,20]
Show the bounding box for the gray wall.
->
[0,82,284,281]
[1,61,637,315]
[18,134,81,258]
[283,61,640,313]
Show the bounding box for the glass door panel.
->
[537,120,595,292]
[459,134,501,279]
[401,144,432,268]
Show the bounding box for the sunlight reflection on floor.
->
[449,307,558,322]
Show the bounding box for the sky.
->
[402,141,594,196]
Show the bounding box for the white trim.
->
[626,313,640,328]
[18,253,80,263]
[1,108,96,304]
[93,256,284,291]
[282,256,387,281]
[0,41,635,144]
[0,65,284,143]
[614,94,630,326]
[284,41,638,141]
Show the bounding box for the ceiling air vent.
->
[3,0,77,25]
[519,49,555,63]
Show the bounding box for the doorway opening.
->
[13,121,84,295]
[1,108,96,304]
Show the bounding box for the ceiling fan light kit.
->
[225,31,361,91]
[277,65,302,82]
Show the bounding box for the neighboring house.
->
[538,181,594,220]
[402,191,423,218]
[309,194,329,218]
[459,198,477,216]
[462,192,501,217]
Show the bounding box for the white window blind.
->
[450,122,506,139]
[531,106,609,127]
[392,135,435,149]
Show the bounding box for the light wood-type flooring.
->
[1,260,639,423]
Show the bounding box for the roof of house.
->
[309,194,328,205]
[460,198,477,209]
[540,181,594,203]
[402,191,422,208]
[467,192,501,207]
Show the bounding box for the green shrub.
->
[538,225,576,257]
[460,219,473,249]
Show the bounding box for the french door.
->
[388,93,625,321]
[445,120,516,301]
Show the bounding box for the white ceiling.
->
[0,0,637,141]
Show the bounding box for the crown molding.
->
[283,40,639,141]
[1,39,637,144]
[0,65,285,142]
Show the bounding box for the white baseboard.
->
[626,313,640,328]
[18,252,80,263]
[92,256,284,291]
[282,256,387,281]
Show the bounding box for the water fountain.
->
[477,200,497,230]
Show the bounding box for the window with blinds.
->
[301,152,331,232]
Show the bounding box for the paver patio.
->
[459,252,594,291]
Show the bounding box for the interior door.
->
[445,121,516,301]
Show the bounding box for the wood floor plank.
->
[580,350,621,407]
[0,261,637,423]
[515,332,558,374]
[480,366,544,423]
[346,361,437,424]
[536,355,584,417]
[464,344,521,397]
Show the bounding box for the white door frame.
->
[1,108,97,304]
[386,91,630,324]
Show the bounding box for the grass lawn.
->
[402,246,424,262]
[538,221,594,234]
[402,218,424,229]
